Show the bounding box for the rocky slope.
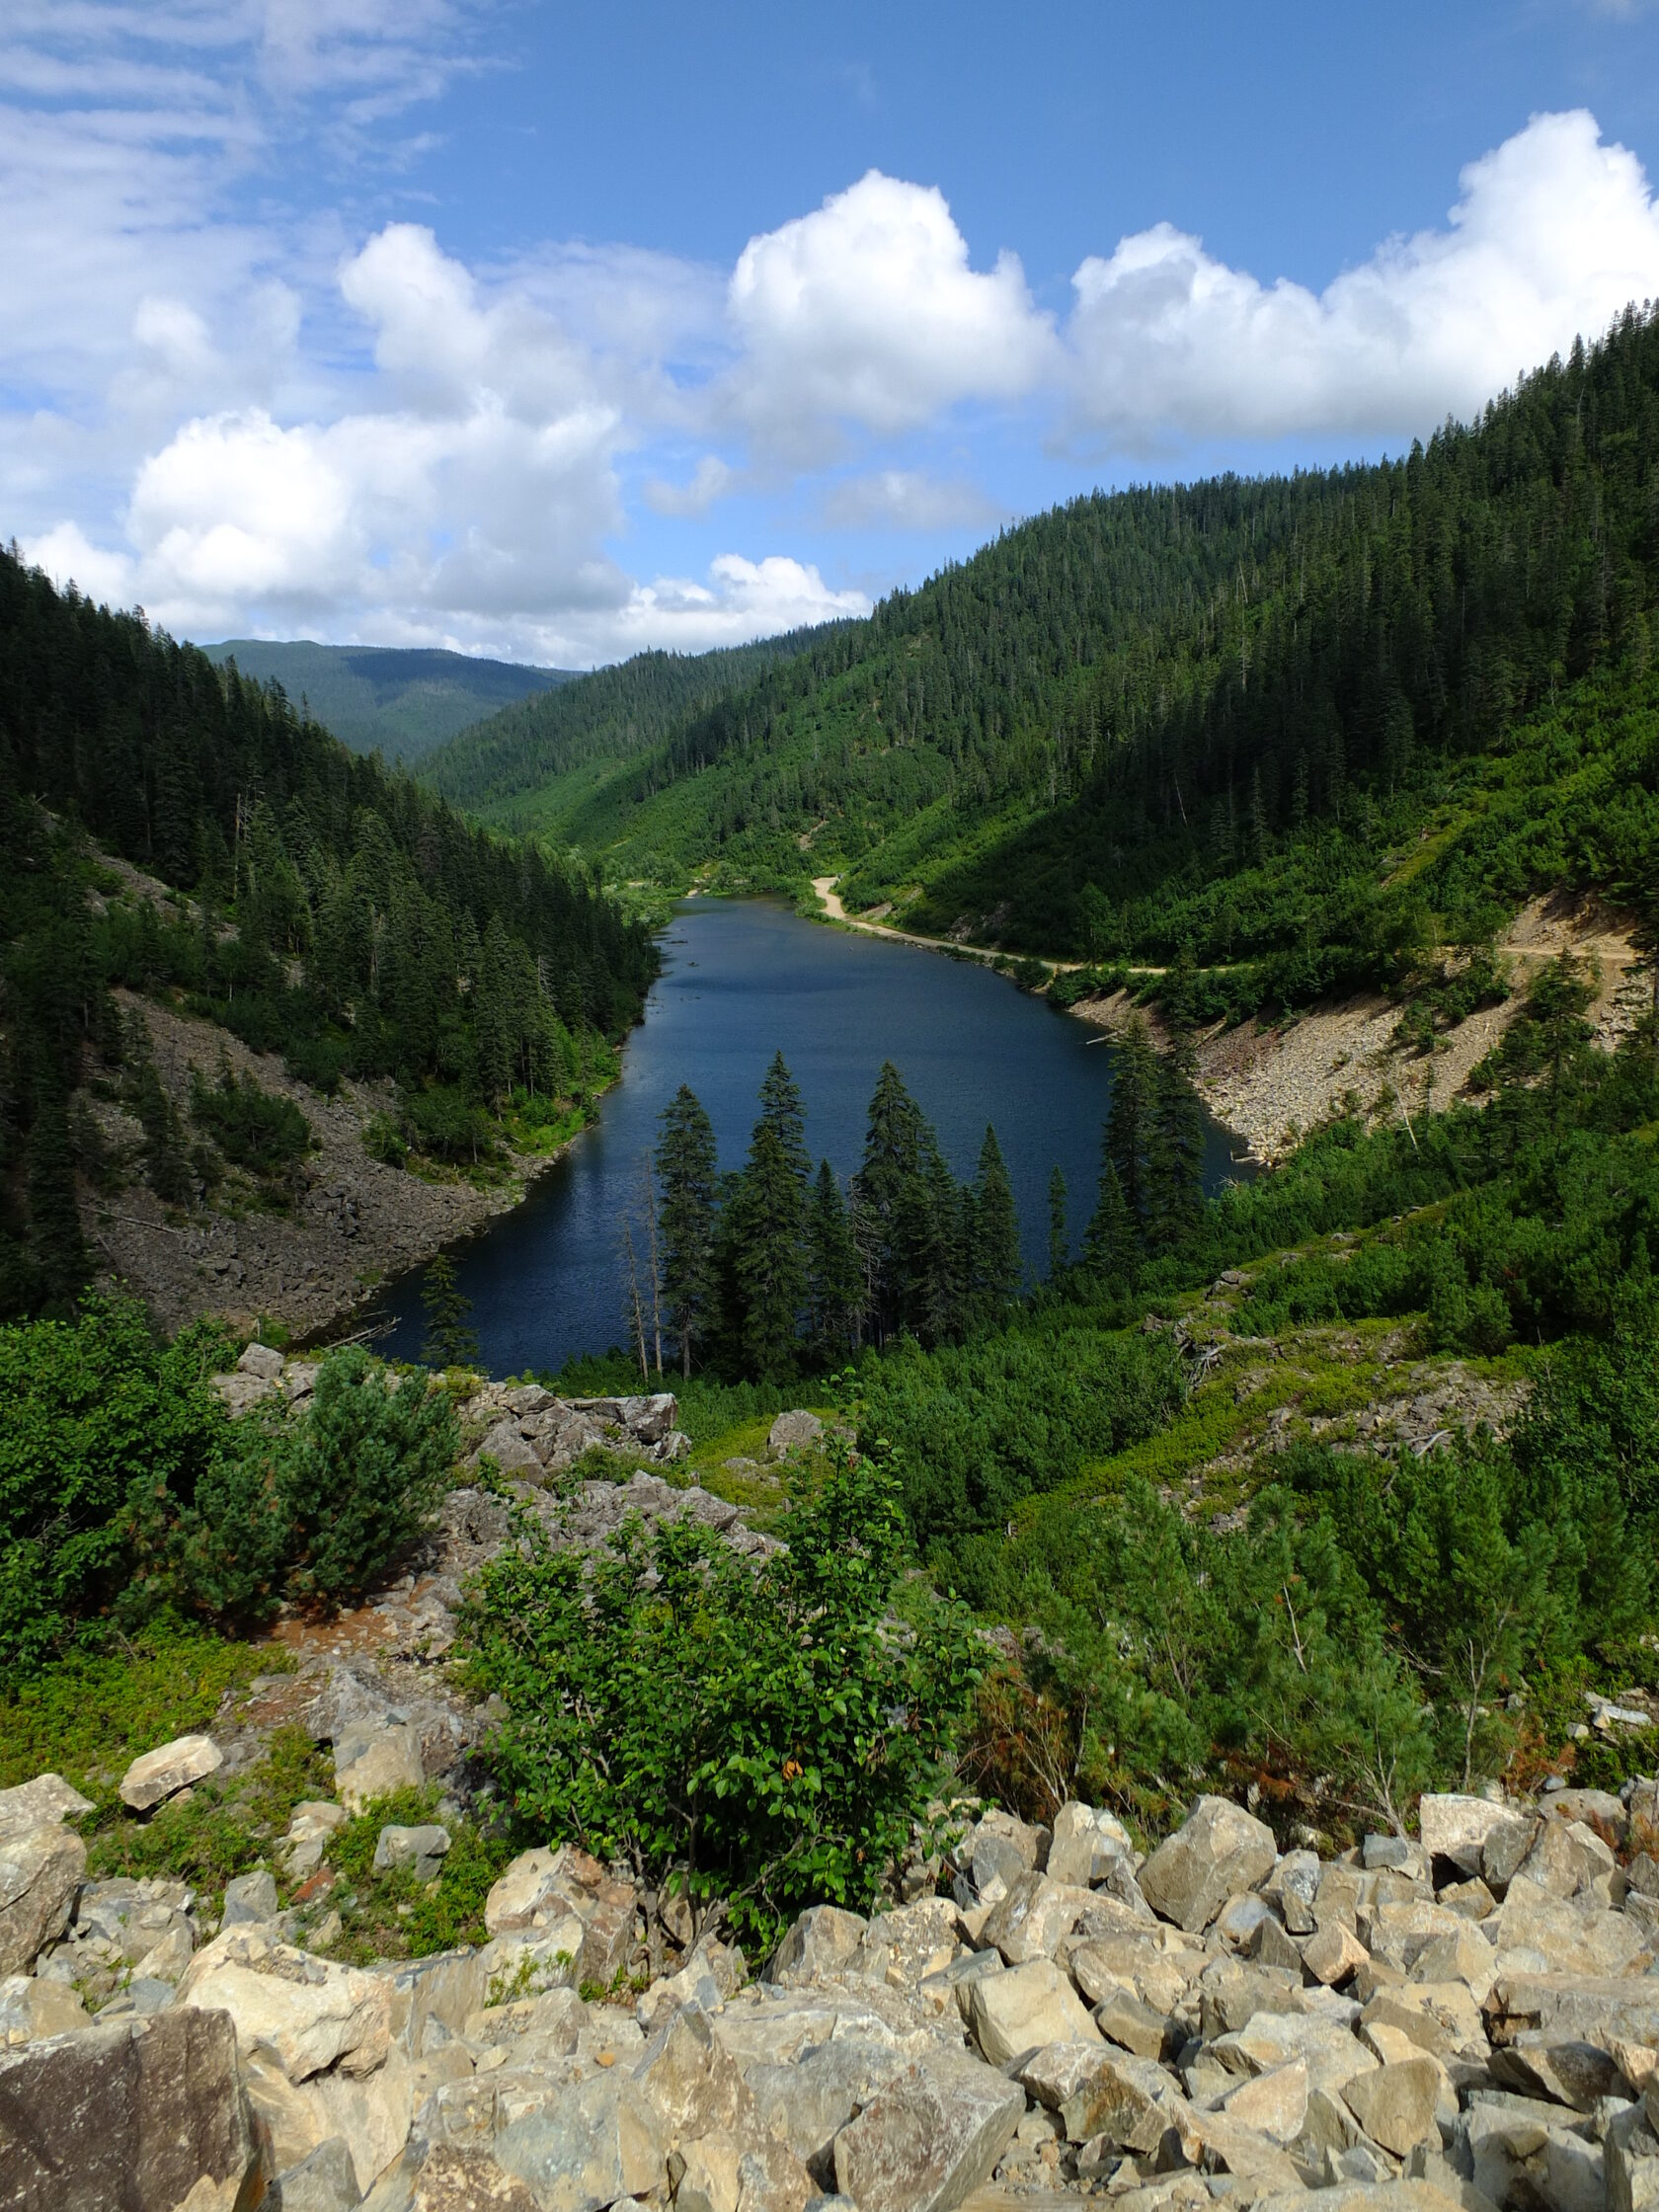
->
[4,1384,1659,2212]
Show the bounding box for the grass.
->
[0,1624,282,1797]
[323,1784,518,1965]
[83,1725,333,1897]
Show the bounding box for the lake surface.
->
[374,899,1249,1377]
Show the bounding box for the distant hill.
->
[198,639,575,762]
[420,627,851,836]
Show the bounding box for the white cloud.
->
[1066,110,1659,445]
[729,171,1056,453]
[607,556,870,654]
[644,456,741,517]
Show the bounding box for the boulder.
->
[1219,2056,1308,2142]
[118,1732,223,1812]
[1513,1814,1618,1900]
[1490,1874,1644,1978]
[1059,2048,1191,2152]
[178,1926,392,2081]
[831,2046,1024,2212]
[1263,1849,1321,1936]
[374,1824,451,1881]
[0,1776,93,1838]
[333,1723,424,1812]
[494,2074,666,2212]
[766,1410,823,1458]
[239,1339,285,1379]
[1608,2109,1659,2212]
[980,1870,1114,1964]
[0,1822,85,1976]
[747,2036,914,2175]
[1138,1795,1277,1932]
[769,1905,868,1987]
[483,1845,637,1991]
[968,1957,1101,2065]
[1417,1794,1516,1878]
[0,2007,258,2212]
[222,1868,279,1927]
[1212,2010,1379,2098]
[0,1973,89,2046]
[1303,1920,1370,1988]
[1045,1799,1136,1889]
[305,2042,414,2194]
[404,2146,539,2211]
[1341,2057,1442,2156]
[1485,1973,1659,2049]
[271,2134,362,2212]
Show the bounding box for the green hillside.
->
[444,309,1659,1020]
[198,639,573,762]
[0,553,656,1320]
[420,625,851,837]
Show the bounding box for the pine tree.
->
[656,1084,718,1378]
[1047,1165,1069,1287]
[968,1124,1021,1327]
[421,1252,480,1369]
[1106,1016,1161,1242]
[1151,1027,1206,1246]
[1083,1156,1135,1283]
[25,1073,86,1309]
[918,1139,967,1346]
[852,1062,929,1344]
[807,1160,863,1361]
[731,1120,808,1380]
[757,1050,811,1189]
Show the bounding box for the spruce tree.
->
[1047,1165,1069,1286]
[918,1139,967,1346]
[656,1084,719,1378]
[1151,1028,1206,1246]
[757,1051,811,1188]
[807,1160,863,1361]
[1083,1156,1135,1284]
[421,1253,480,1369]
[852,1062,928,1344]
[968,1124,1021,1327]
[731,1120,808,1380]
[1106,1016,1161,1242]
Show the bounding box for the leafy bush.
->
[0,1299,229,1673]
[402,1084,496,1163]
[362,1112,408,1166]
[463,1447,979,1947]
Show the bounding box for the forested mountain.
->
[199,639,572,762]
[0,549,656,1318]
[421,624,851,836]
[446,308,1659,1015]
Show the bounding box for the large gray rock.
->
[0,1824,85,1977]
[119,1732,223,1812]
[1045,1800,1136,1889]
[1608,2108,1659,2212]
[0,1974,89,2046]
[767,1410,823,1458]
[769,1905,868,1987]
[273,2134,362,2211]
[1485,1973,1659,2049]
[222,1868,279,1927]
[1417,1793,1518,1877]
[831,2047,1024,2212]
[177,1926,392,2082]
[1139,1795,1278,1933]
[374,1824,450,1881]
[968,1957,1100,2065]
[1341,2057,1442,2156]
[0,1777,93,1839]
[333,1723,424,1812]
[747,2036,915,2175]
[0,2007,258,2212]
[482,1845,637,1991]
[494,2074,666,2212]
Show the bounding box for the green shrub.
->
[463,1447,979,1949]
[190,1065,314,1171]
[362,1112,407,1167]
[0,1299,229,1673]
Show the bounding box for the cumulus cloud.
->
[1066,110,1659,445]
[729,171,1056,453]
[644,456,741,517]
[606,555,870,654]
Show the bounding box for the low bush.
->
[463,1446,979,1948]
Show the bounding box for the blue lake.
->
[374,899,1249,1377]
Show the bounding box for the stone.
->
[635,2008,753,2141]
[1485,1974,1659,2050]
[334,1724,424,1812]
[1061,2049,1191,2153]
[494,2074,666,2212]
[0,1776,93,1839]
[1264,1850,1321,1936]
[178,1926,392,2081]
[1514,1814,1619,1900]
[274,2135,363,2211]
[675,2130,741,2212]
[0,1973,89,2046]
[1437,1876,1495,1921]
[476,1421,542,1477]
[132,1921,193,1983]
[747,2036,914,2176]
[405,2146,539,2211]
[1417,1794,1516,1878]
[767,1410,824,1458]
[1489,2031,1624,2111]
[0,1822,85,1976]
[1252,1914,1306,1976]
[482,1845,637,1992]
[968,1957,1101,2065]
[831,2047,1024,2212]
[1046,1801,1136,1889]
[306,2042,414,2194]
[1213,2010,1378,2098]
[375,1824,451,1881]
[1303,1920,1369,1988]
[1341,2058,1442,2156]
[1481,1812,1542,1894]
[980,1870,1113,1964]
[1490,1874,1643,1978]
[0,2007,258,2212]
[223,1868,279,1926]
[1095,1988,1175,2060]
[239,1339,285,1379]
[1608,2110,1659,2212]
[1138,1795,1277,1933]
[768,1905,868,1986]
[1407,1922,1495,2001]
[1218,2057,1308,2142]
[118,1732,223,1812]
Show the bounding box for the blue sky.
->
[8,1,1659,665]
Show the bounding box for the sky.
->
[8,2,1659,668]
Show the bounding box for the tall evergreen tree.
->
[1106,1017,1161,1242]
[421,1253,480,1370]
[1151,1028,1206,1246]
[806,1160,863,1362]
[757,1051,811,1189]
[1083,1156,1135,1284]
[656,1084,719,1378]
[731,1120,808,1380]
[852,1062,929,1345]
[1047,1165,1069,1286]
[968,1124,1021,1327]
